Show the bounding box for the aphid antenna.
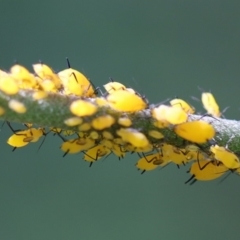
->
[102,152,112,162]
[153,98,171,108]
[217,170,231,184]
[130,77,149,104]
[0,120,5,131]
[221,106,230,117]
[225,135,235,149]
[109,77,114,82]
[36,132,47,153]
[157,161,171,171]
[130,77,140,92]
[191,95,200,102]
[198,113,220,122]
[94,86,103,95]
[197,86,209,93]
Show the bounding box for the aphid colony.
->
[0,60,238,184]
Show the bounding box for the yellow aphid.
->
[136,153,169,174]
[7,131,29,148]
[152,105,188,125]
[29,128,45,142]
[126,144,153,153]
[83,145,111,166]
[107,90,147,112]
[8,100,27,114]
[111,143,126,160]
[136,154,161,173]
[33,63,61,89]
[116,128,149,148]
[32,91,48,100]
[113,138,125,145]
[62,130,75,136]
[101,139,114,149]
[165,107,188,124]
[152,105,170,125]
[118,117,132,127]
[24,123,33,128]
[64,117,83,126]
[91,115,115,130]
[201,92,220,117]
[36,77,57,92]
[174,120,215,143]
[0,76,19,95]
[78,123,91,131]
[153,120,170,129]
[185,160,227,184]
[184,145,207,162]
[60,137,95,157]
[7,128,44,149]
[95,97,108,106]
[58,68,95,97]
[89,131,99,140]
[102,131,114,140]
[70,100,97,117]
[160,144,187,167]
[10,64,37,89]
[210,145,240,169]
[104,81,126,94]
[50,127,62,135]
[0,106,5,116]
[148,130,164,139]
[170,98,195,114]
[0,69,8,77]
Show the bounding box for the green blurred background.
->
[0,1,240,239]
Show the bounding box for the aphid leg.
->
[197,151,212,170]
[62,149,70,157]
[189,178,197,185]
[57,132,67,142]
[185,174,196,184]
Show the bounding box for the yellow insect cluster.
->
[0,61,238,184]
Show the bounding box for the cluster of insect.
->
[0,59,239,185]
